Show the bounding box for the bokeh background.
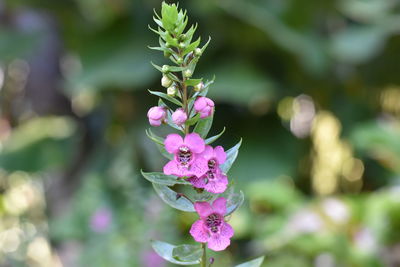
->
[1,0,400,266]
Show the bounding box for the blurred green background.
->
[1,0,400,266]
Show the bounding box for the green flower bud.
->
[194,81,204,92]
[179,42,186,49]
[161,75,172,88]
[162,65,169,73]
[184,69,192,78]
[176,57,183,64]
[167,85,177,96]
[180,34,187,41]
[194,48,202,57]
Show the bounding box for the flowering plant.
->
[142,2,263,266]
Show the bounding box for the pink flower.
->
[171,108,187,126]
[190,197,234,251]
[194,97,214,118]
[163,133,208,177]
[188,146,228,193]
[90,207,112,233]
[147,106,166,126]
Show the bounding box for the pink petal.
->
[189,220,209,242]
[200,146,214,161]
[149,119,162,126]
[212,197,227,216]
[220,222,234,238]
[194,97,207,111]
[207,235,230,251]
[188,176,206,189]
[163,160,178,176]
[164,134,183,154]
[204,178,228,194]
[194,202,213,218]
[214,146,226,165]
[184,133,205,154]
[206,98,215,107]
[189,157,209,177]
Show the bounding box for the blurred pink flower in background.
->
[141,250,166,267]
[90,207,112,233]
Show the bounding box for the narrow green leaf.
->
[141,170,190,186]
[168,66,186,72]
[145,129,164,146]
[235,256,265,267]
[172,244,202,262]
[226,190,244,216]
[205,127,225,144]
[165,32,178,46]
[148,90,182,106]
[151,240,201,265]
[150,61,163,72]
[193,114,213,139]
[185,78,203,87]
[201,36,211,54]
[156,143,173,160]
[183,37,201,55]
[185,113,200,126]
[220,139,242,173]
[153,184,195,212]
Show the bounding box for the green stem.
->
[201,243,207,267]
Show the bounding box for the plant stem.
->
[201,243,207,267]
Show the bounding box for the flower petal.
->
[163,160,178,176]
[220,222,234,238]
[164,134,183,154]
[204,177,228,194]
[214,146,226,165]
[200,145,214,161]
[212,197,227,215]
[189,220,209,243]
[190,157,209,177]
[194,201,213,218]
[207,235,230,251]
[184,133,205,154]
[188,176,206,189]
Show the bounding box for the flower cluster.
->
[143,2,243,265]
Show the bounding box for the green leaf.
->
[193,114,214,139]
[150,61,163,72]
[226,190,245,216]
[145,129,164,146]
[165,32,178,46]
[235,256,265,267]
[205,127,225,144]
[141,170,190,186]
[153,184,195,212]
[148,90,182,106]
[161,2,178,31]
[183,37,201,55]
[200,36,211,54]
[168,65,186,72]
[151,240,201,265]
[185,78,203,87]
[220,139,242,173]
[185,113,200,126]
[172,244,202,262]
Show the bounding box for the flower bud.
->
[176,57,183,64]
[162,65,169,73]
[147,106,166,126]
[193,82,204,92]
[167,85,177,96]
[171,108,187,126]
[194,48,202,56]
[184,69,192,78]
[194,97,214,118]
[179,42,186,49]
[161,75,172,88]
